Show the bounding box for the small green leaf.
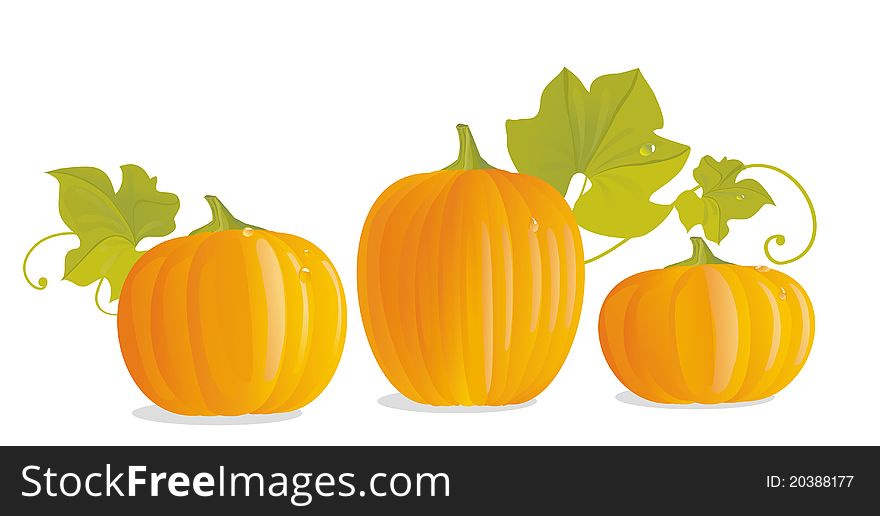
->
[48,165,179,300]
[506,68,690,238]
[673,156,775,243]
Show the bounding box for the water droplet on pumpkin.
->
[639,143,655,156]
[736,193,746,200]
[778,287,787,301]
[303,249,310,255]
[299,267,311,282]
[242,227,254,237]
[755,265,770,272]
[529,217,539,232]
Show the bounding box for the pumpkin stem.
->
[666,237,732,267]
[190,195,264,235]
[443,124,495,171]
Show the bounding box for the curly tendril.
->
[22,231,75,290]
[742,164,816,265]
[94,278,117,316]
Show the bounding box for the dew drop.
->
[755,265,770,272]
[303,249,310,255]
[299,267,311,282]
[639,143,655,156]
[778,287,787,301]
[242,227,254,237]
[736,194,746,201]
[529,217,539,232]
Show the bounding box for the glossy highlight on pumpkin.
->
[358,125,584,406]
[117,229,346,415]
[598,238,814,404]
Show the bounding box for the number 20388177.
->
[766,475,854,488]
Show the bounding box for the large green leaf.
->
[49,165,179,300]
[673,156,774,243]
[506,68,690,238]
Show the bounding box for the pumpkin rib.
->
[358,174,430,402]
[692,266,744,402]
[270,258,341,411]
[765,275,813,396]
[754,271,797,398]
[487,170,538,403]
[151,235,212,414]
[186,232,253,414]
[710,265,753,401]
[456,172,492,403]
[270,234,316,408]
[410,173,454,403]
[412,172,468,404]
[665,267,704,402]
[788,280,814,366]
[426,172,472,404]
[504,173,563,402]
[599,279,651,397]
[261,232,345,413]
[480,171,516,403]
[623,274,665,402]
[119,242,180,409]
[729,267,783,401]
[382,172,452,403]
[403,171,460,404]
[540,185,585,398]
[438,174,475,404]
[512,174,582,403]
[497,172,550,403]
[640,266,691,401]
[251,231,305,413]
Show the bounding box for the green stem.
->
[94,278,117,316]
[742,164,816,265]
[666,237,732,267]
[190,195,264,235]
[443,124,495,171]
[584,238,631,265]
[22,231,75,290]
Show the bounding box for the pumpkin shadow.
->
[132,405,302,425]
[615,391,774,409]
[378,393,536,413]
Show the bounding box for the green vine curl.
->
[742,163,816,265]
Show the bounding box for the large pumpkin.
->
[358,125,584,406]
[598,237,814,404]
[118,209,346,416]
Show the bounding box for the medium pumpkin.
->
[598,237,814,404]
[117,199,346,415]
[358,125,584,406]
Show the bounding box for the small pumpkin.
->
[117,197,346,415]
[598,237,814,404]
[358,125,584,406]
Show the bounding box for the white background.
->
[1,0,877,445]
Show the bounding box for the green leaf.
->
[506,68,690,238]
[673,156,774,243]
[48,165,179,300]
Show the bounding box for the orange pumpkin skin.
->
[117,230,346,415]
[598,264,814,404]
[358,168,585,406]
